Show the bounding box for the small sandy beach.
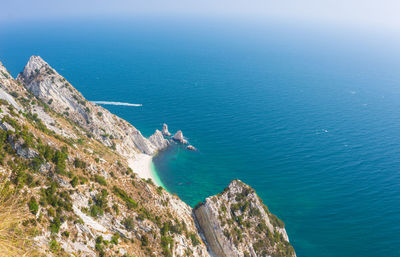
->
[128,153,160,186]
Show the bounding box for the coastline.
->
[127,153,166,188]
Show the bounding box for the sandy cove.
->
[127,153,160,186]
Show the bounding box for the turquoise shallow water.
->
[1,18,400,257]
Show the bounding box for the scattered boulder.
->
[172,130,187,144]
[162,123,171,137]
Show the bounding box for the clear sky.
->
[1,0,400,32]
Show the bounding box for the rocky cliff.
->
[0,56,295,257]
[195,180,295,257]
[16,56,167,158]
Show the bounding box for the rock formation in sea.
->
[0,56,295,256]
[162,123,171,137]
[172,130,188,144]
[186,145,197,151]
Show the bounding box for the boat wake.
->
[91,101,142,107]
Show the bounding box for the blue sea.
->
[1,18,400,257]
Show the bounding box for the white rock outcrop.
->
[9,136,39,159]
[162,123,171,137]
[172,130,187,144]
[0,63,23,111]
[149,129,169,150]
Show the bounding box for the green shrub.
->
[62,231,70,238]
[73,158,86,169]
[161,235,174,257]
[79,176,88,184]
[95,240,105,257]
[145,178,154,185]
[90,189,108,217]
[189,232,200,246]
[47,207,55,217]
[156,186,163,195]
[96,236,103,244]
[256,222,268,233]
[111,233,120,245]
[94,175,107,186]
[12,171,33,188]
[49,217,61,234]
[90,205,102,217]
[269,213,285,228]
[28,196,39,215]
[112,203,119,214]
[52,147,68,175]
[49,239,60,253]
[141,235,149,246]
[41,182,59,207]
[123,217,134,231]
[70,176,78,188]
[113,186,137,209]
[31,156,44,172]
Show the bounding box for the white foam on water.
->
[91,101,142,107]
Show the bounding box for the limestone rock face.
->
[17,56,163,158]
[194,180,296,257]
[0,87,22,111]
[172,130,187,144]
[162,123,171,137]
[9,136,39,159]
[0,121,15,132]
[0,64,23,111]
[149,129,169,150]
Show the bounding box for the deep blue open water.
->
[1,18,400,257]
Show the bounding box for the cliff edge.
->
[195,180,295,257]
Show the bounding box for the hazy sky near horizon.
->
[1,0,400,32]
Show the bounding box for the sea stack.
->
[162,123,171,136]
[172,130,187,144]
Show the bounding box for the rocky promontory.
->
[195,180,296,257]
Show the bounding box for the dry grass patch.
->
[0,178,35,257]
